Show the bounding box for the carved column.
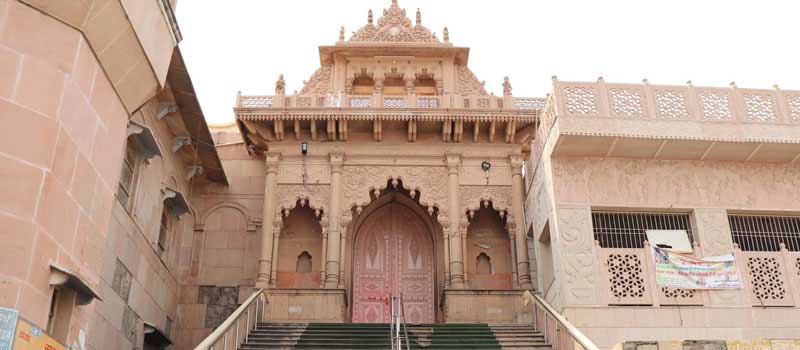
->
[270,219,282,287]
[446,153,465,288]
[320,224,328,288]
[510,154,533,289]
[460,220,469,286]
[443,230,451,288]
[325,152,345,288]
[507,223,520,289]
[338,215,351,288]
[693,208,748,307]
[256,152,281,288]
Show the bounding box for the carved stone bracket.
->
[461,185,513,222]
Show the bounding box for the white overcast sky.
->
[176,0,800,124]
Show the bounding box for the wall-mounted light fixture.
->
[481,161,491,171]
[301,142,308,155]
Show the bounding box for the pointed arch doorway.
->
[351,192,436,324]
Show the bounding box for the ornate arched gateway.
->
[351,188,437,323]
[232,0,539,324]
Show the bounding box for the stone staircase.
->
[239,322,550,350]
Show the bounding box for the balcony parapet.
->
[551,78,800,125]
[236,93,545,112]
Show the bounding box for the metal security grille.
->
[728,215,800,252]
[592,212,694,249]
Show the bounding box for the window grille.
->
[592,212,693,249]
[728,214,800,252]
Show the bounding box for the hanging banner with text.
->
[652,247,743,289]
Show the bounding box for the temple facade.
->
[194,0,542,326]
[2,0,800,350]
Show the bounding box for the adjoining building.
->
[1,1,800,350]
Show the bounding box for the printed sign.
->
[0,308,19,350]
[652,246,743,289]
[13,318,65,350]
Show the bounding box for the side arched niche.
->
[465,204,513,289]
[276,200,324,288]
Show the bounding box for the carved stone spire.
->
[392,0,398,6]
[416,8,421,26]
[443,27,449,43]
[368,9,373,24]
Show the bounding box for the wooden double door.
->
[352,201,435,324]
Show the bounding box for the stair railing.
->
[193,289,267,350]
[530,291,600,350]
[390,294,411,350]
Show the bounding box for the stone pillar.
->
[325,152,345,288]
[256,152,281,288]
[510,154,533,289]
[443,230,451,288]
[508,223,520,289]
[320,225,328,288]
[270,219,282,287]
[446,153,465,288]
[693,208,748,307]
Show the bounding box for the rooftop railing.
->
[237,93,545,111]
[552,79,800,125]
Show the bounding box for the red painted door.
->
[352,202,434,324]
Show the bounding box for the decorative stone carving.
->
[456,66,488,96]
[342,165,448,223]
[747,256,787,301]
[276,184,330,216]
[563,86,598,115]
[275,74,286,95]
[502,76,512,96]
[787,95,800,122]
[607,254,645,298]
[699,91,734,120]
[654,90,689,119]
[744,93,777,121]
[609,88,645,117]
[301,65,332,94]
[557,207,597,305]
[349,1,440,43]
[460,185,512,220]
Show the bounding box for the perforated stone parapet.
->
[607,253,646,298]
[655,90,690,119]
[699,91,734,120]
[744,93,777,121]
[609,88,645,117]
[564,86,598,115]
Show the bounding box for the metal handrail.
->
[530,291,600,350]
[193,289,267,350]
[390,294,411,350]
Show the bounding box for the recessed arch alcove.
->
[276,199,323,288]
[465,203,513,289]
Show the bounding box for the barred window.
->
[729,215,800,252]
[592,212,694,249]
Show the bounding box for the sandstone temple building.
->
[1,1,800,350]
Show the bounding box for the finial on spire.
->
[443,27,449,42]
[368,9,373,24]
[339,26,345,41]
[503,76,512,96]
[416,8,422,26]
[392,0,398,6]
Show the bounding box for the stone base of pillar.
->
[516,262,533,290]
